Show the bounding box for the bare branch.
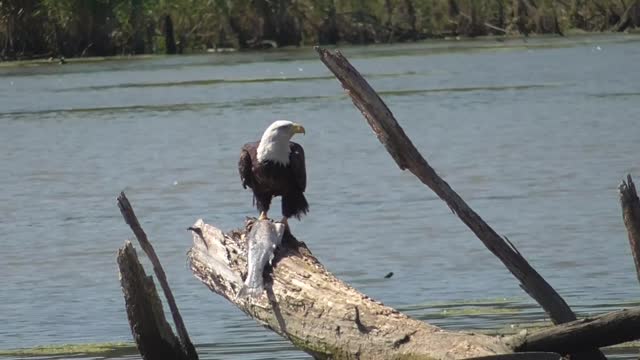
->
[314,46,605,359]
[314,46,575,325]
[117,192,198,360]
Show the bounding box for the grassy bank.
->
[1,0,639,60]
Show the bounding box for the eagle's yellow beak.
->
[292,123,306,135]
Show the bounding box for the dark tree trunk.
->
[78,0,115,56]
[1,0,49,59]
[469,1,484,36]
[404,0,418,40]
[570,0,586,29]
[513,0,530,35]
[164,15,177,54]
[130,0,146,54]
[449,0,461,17]
[254,0,277,41]
[496,0,506,29]
[256,0,301,47]
[146,19,156,54]
[633,1,640,27]
[318,0,340,45]
[385,0,393,28]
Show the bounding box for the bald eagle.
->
[239,120,308,222]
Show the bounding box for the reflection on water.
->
[1,34,640,359]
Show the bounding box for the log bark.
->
[187,219,511,360]
[117,241,192,360]
[117,192,198,360]
[314,46,605,360]
[620,175,640,284]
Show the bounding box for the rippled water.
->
[1,34,640,359]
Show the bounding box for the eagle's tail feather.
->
[282,191,309,220]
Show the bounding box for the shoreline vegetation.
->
[1,0,639,62]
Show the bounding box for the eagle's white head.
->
[256,120,305,165]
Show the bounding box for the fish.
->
[237,220,286,298]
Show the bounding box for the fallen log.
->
[188,219,511,360]
[188,219,640,359]
[117,241,193,360]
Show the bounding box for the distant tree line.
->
[1,0,639,60]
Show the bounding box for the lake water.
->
[1,34,640,359]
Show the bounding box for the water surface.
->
[1,34,640,359]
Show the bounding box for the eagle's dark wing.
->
[289,142,306,191]
[239,142,257,189]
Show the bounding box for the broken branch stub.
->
[117,192,198,360]
[620,175,640,284]
[117,241,192,360]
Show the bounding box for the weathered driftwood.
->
[314,47,605,360]
[620,175,640,284]
[188,219,640,359]
[117,241,192,360]
[117,192,198,360]
[188,219,511,360]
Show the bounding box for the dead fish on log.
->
[237,220,286,298]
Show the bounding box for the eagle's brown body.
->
[238,141,308,219]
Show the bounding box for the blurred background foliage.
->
[1,0,639,60]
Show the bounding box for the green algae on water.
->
[438,307,520,317]
[0,342,135,358]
